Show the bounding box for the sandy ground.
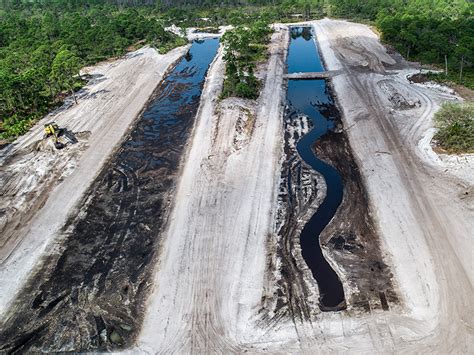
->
[0,45,188,319]
[165,24,231,41]
[135,20,472,353]
[135,28,288,353]
[1,18,472,353]
[310,18,473,352]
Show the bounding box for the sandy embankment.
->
[1,19,471,353]
[134,20,472,353]
[313,19,473,352]
[135,27,288,353]
[0,45,188,318]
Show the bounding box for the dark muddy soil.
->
[270,111,325,322]
[0,39,219,354]
[314,95,399,312]
[261,85,398,323]
[407,73,431,84]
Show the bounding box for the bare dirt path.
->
[0,45,188,319]
[310,19,473,353]
[135,28,288,353]
[136,20,472,353]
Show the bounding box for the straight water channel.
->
[0,38,220,353]
[286,27,346,310]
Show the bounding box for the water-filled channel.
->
[0,38,220,353]
[286,27,346,310]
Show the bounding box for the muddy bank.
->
[262,85,398,323]
[0,39,219,353]
[261,24,397,317]
[263,106,328,322]
[0,46,188,321]
[313,93,399,313]
[136,28,289,352]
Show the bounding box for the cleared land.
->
[0,45,188,320]
[137,20,472,353]
[135,27,288,353]
[0,19,472,354]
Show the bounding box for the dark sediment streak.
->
[0,39,219,353]
[287,27,345,310]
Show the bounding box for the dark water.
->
[287,27,324,73]
[120,38,220,165]
[0,38,220,353]
[286,27,345,310]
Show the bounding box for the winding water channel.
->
[286,27,345,310]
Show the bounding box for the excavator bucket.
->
[43,122,65,149]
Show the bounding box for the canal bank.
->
[135,27,289,353]
[284,26,346,312]
[266,26,398,319]
[0,39,220,353]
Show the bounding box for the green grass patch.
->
[433,102,474,154]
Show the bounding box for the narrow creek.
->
[0,38,219,353]
[286,26,345,310]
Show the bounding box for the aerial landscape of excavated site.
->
[0,7,473,355]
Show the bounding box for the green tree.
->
[31,44,56,97]
[455,37,473,82]
[50,49,82,104]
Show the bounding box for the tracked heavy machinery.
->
[43,122,65,149]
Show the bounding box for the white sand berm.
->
[1,19,471,353]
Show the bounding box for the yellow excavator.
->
[43,122,65,149]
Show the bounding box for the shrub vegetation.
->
[221,21,273,99]
[433,102,474,154]
[0,0,472,140]
[0,3,185,140]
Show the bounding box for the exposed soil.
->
[378,79,421,109]
[0,40,217,353]
[408,73,431,84]
[0,131,90,264]
[312,19,472,353]
[261,84,398,324]
[261,108,326,322]
[135,28,288,353]
[451,83,474,101]
[0,46,188,322]
[0,19,472,354]
[314,96,399,313]
[409,73,474,101]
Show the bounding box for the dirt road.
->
[136,20,472,353]
[0,45,188,319]
[135,28,288,353]
[310,19,473,352]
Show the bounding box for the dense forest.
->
[0,0,472,139]
[0,4,188,138]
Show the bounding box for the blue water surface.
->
[287,27,324,73]
[286,28,345,310]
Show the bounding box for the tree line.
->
[328,0,473,86]
[0,0,472,139]
[0,5,185,139]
